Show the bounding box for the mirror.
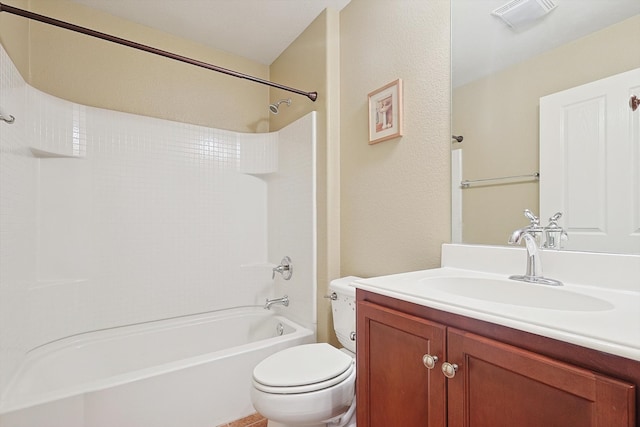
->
[452,0,640,254]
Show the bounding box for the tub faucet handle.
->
[272,256,293,280]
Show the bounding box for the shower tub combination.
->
[0,307,314,427]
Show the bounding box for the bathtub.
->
[0,307,314,427]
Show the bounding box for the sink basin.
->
[425,277,614,312]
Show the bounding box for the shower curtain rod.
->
[0,2,318,102]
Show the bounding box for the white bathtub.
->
[0,307,314,427]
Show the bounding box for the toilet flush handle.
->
[350,332,356,341]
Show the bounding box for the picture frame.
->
[368,79,403,145]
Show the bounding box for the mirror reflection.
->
[452,0,640,254]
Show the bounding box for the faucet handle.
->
[523,209,540,226]
[548,212,562,225]
[272,256,293,280]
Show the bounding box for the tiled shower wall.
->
[0,42,35,409]
[268,114,317,329]
[0,44,316,398]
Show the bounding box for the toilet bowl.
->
[250,277,360,427]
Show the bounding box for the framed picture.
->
[368,79,403,144]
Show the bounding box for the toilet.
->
[251,277,360,427]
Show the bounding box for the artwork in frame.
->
[368,79,403,144]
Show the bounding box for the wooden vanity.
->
[356,289,639,426]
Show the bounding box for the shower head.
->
[269,98,291,114]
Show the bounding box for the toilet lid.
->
[253,343,353,388]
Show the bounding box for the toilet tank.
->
[330,276,360,354]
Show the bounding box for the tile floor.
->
[216,412,267,427]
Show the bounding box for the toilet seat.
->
[253,343,354,394]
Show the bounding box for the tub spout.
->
[264,295,289,310]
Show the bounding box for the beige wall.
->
[340,0,452,278]
[455,15,640,246]
[0,0,269,132]
[0,0,29,73]
[270,9,341,344]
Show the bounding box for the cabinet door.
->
[447,328,636,427]
[357,301,447,427]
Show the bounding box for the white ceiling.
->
[453,0,640,87]
[70,0,351,65]
[69,0,639,84]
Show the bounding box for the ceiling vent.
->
[492,0,557,30]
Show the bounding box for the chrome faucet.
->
[508,229,543,279]
[264,295,289,310]
[508,212,563,286]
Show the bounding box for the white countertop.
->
[353,266,640,362]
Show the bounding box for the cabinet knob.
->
[422,354,438,369]
[441,362,459,379]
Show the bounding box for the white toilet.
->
[251,277,360,427]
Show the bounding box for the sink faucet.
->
[264,295,289,310]
[508,228,543,278]
[508,227,563,286]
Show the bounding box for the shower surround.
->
[0,44,317,402]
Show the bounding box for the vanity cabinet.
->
[356,291,638,427]
[356,301,447,426]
